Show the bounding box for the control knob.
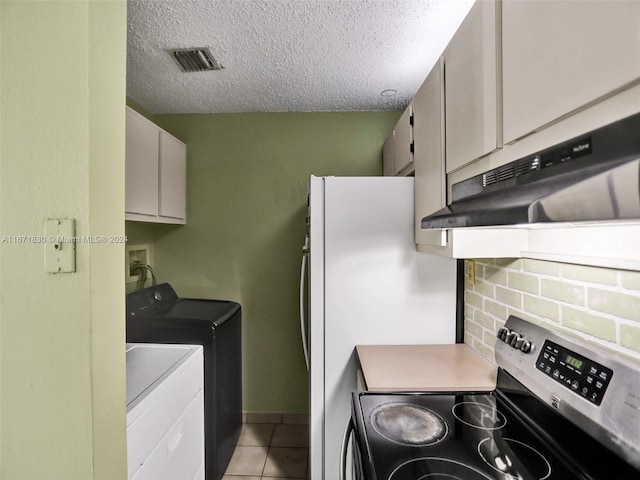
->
[497,327,533,353]
[497,327,510,341]
[515,336,525,350]
[520,340,533,353]
[507,331,521,347]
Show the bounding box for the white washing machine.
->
[126,343,204,480]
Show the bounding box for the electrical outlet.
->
[465,260,475,286]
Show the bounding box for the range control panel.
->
[536,340,613,406]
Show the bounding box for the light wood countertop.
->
[356,344,497,392]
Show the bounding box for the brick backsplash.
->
[464,258,640,365]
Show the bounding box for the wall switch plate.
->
[44,218,76,273]
[465,259,475,286]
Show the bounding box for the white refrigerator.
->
[301,176,458,479]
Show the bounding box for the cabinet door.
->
[393,105,414,174]
[382,132,395,176]
[126,108,159,216]
[414,58,447,247]
[445,0,500,173]
[502,1,640,144]
[159,131,187,221]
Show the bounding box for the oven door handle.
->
[340,417,355,480]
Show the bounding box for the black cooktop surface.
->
[352,390,637,480]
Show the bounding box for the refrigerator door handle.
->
[299,236,310,371]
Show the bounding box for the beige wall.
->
[465,258,640,365]
[0,1,127,478]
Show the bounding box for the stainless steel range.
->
[350,316,640,480]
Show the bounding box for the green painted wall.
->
[1,1,127,478]
[127,111,399,412]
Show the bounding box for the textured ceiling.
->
[127,0,475,114]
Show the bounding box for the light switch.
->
[44,218,76,273]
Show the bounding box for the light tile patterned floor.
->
[223,416,309,480]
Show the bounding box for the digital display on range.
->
[536,340,613,406]
[565,354,584,371]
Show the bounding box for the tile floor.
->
[223,414,309,480]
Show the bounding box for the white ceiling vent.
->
[168,48,224,72]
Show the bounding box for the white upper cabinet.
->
[126,108,159,217]
[382,105,415,177]
[126,107,187,225]
[444,0,501,173]
[413,0,640,268]
[159,131,187,220]
[382,132,395,176]
[502,0,640,144]
[393,105,414,175]
[414,58,447,247]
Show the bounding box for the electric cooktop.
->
[351,316,640,480]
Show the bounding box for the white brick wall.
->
[464,258,640,364]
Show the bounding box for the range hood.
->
[422,113,640,229]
